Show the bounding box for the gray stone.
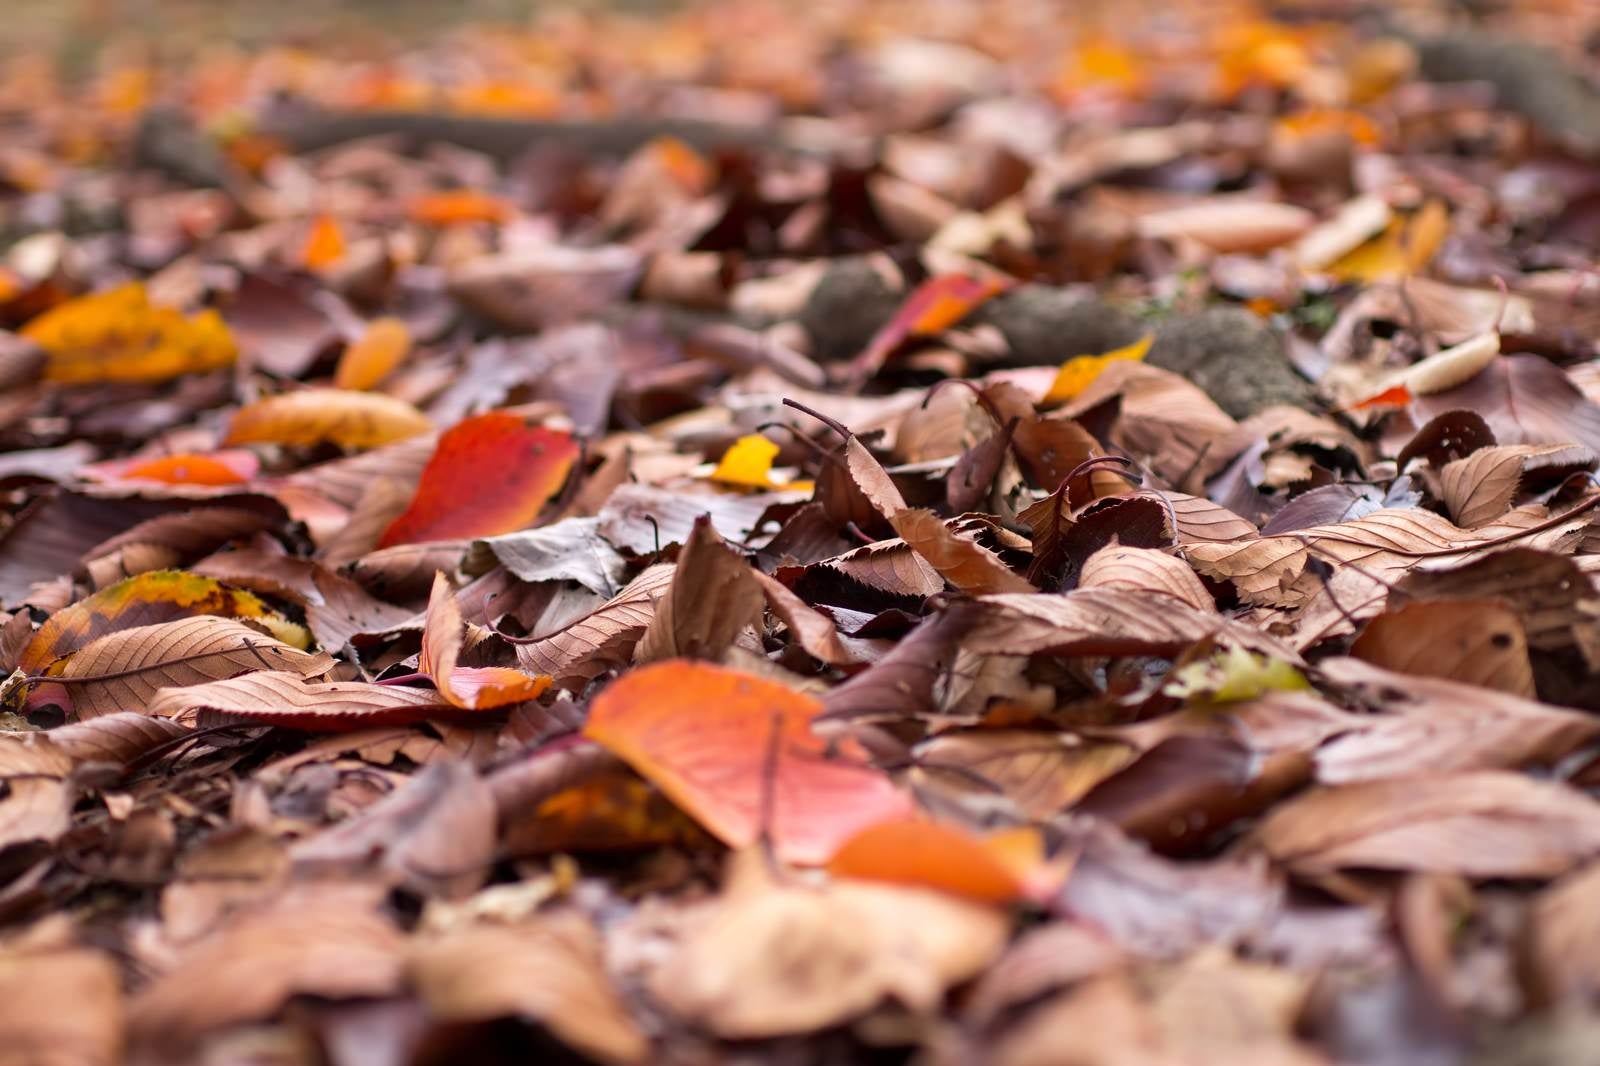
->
[1148,306,1315,419]
[797,257,902,363]
[972,284,1144,368]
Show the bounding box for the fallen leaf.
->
[333,316,411,390]
[80,450,259,486]
[147,670,455,730]
[19,569,310,674]
[709,433,810,491]
[420,572,549,710]
[647,851,1007,1037]
[379,413,577,547]
[408,910,648,1064]
[634,515,765,662]
[1255,771,1600,878]
[224,388,432,450]
[40,615,333,718]
[583,660,913,864]
[1349,600,1536,697]
[1137,200,1314,253]
[828,818,1060,903]
[1041,333,1154,405]
[20,283,237,384]
[846,273,1011,386]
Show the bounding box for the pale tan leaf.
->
[409,911,647,1064]
[1137,200,1314,253]
[513,564,674,686]
[889,508,1033,594]
[1078,545,1213,611]
[51,616,333,718]
[1255,771,1600,878]
[647,853,1008,1038]
[1438,444,1595,528]
[146,671,452,729]
[1348,599,1534,697]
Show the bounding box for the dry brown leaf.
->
[636,516,765,662]
[128,882,406,1057]
[646,852,1008,1038]
[1184,505,1594,609]
[146,670,454,730]
[0,944,124,1066]
[889,508,1034,594]
[47,616,333,719]
[1349,597,1534,696]
[912,729,1137,819]
[1438,444,1595,529]
[1255,771,1600,878]
[291,759,496,898]
[1312,657,1600,782]
[513,563,674,687]
[1078,545,1213,611]
[408,910,647,1064]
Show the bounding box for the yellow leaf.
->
[224,388,432,450]
[709,434,812,492]
[1042,333,1153,405]
[1326,201,1448,282]
[1163,645,1310,704]
[333,317,411,391]
[21,283,238,385]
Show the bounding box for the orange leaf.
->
[333,317,411,391]
[828,819,1063,904]
[1343,383,1413,411]
[379,413,578,547]
[407,190,514,227]
[81,450,259,486]
[420,572,551,710]
[848,274,1011,385]
[583,660,913,865]
[21,283,237,385]
[224,389,432,450]
[300,214,346,273]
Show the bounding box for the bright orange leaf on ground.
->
[847,273,1012,386]
[21,283,237,384]
[406,189,515,226]
[80,450,259,486]
[1052,38,1149,101]
[299,214,346,273]
[419,572,551,709]
[378,413,578,547]
[19,570,310,674]
[223,388,433,450]
[583,660,914,865]
[333,317,411,390]
[828,819,1065,904]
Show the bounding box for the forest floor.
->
[4,1,1600,1064]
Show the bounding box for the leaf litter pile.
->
[6,0,1600,1062]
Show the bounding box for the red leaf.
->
[583,660,913,865]
[847,274,1011,386]
[379,413,579,547]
